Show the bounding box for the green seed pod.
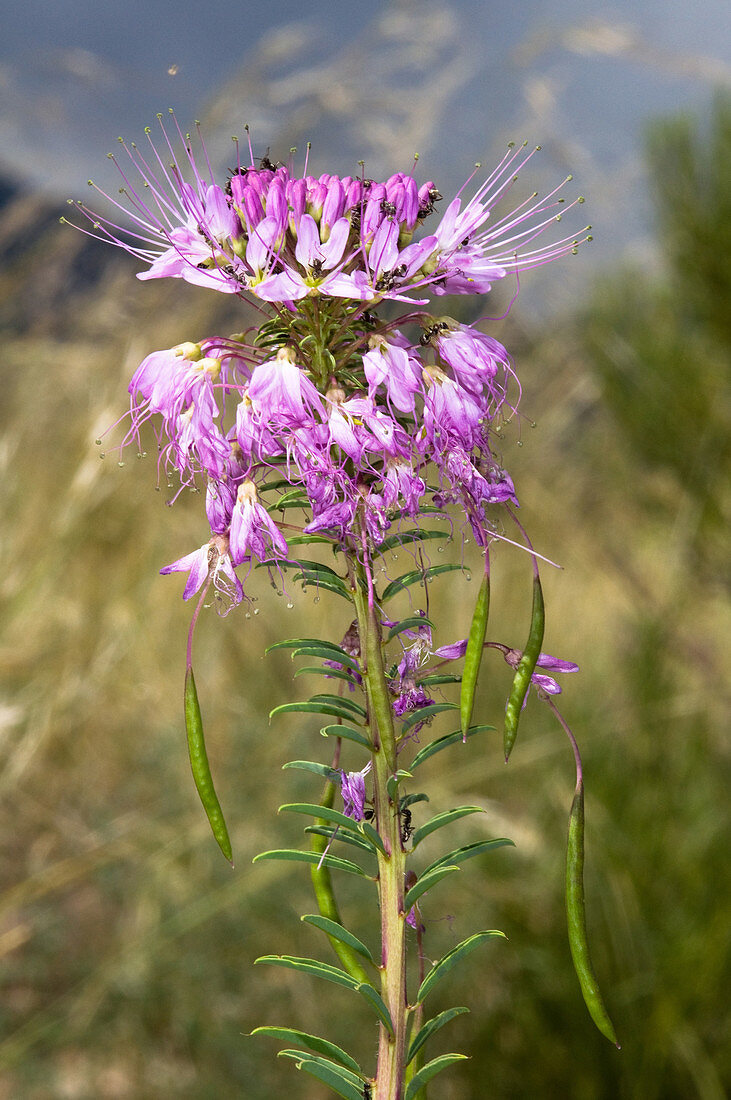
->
[566,780,620,1047]
[184,668,233,864]
[504,573,545,761]
[460,569,490,739]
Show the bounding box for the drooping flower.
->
[341,764,372,821]
[160,533,243,604]
[500,647,580,701]
[229,480,289,565]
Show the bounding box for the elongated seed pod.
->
[504,573,545,761]
[184,668,233,864]
[460,569,490,739]
[566,780,620,1047]
[309,775,370,985]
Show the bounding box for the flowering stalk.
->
[350,544,409,1095]
[72,113,617,1098]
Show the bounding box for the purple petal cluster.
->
[74,116,588,605]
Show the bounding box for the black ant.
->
[259,149,280,171]
[310,257,325,277]
[400,806,413,844]
[418,186,442,220]
[375,264,407,292]
[225,168,248,196]
[363,1084,372,1099]
[419,321,450,346]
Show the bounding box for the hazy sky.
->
[1,0,729,302]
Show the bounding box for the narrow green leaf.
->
[267,637,351,657]
[358,819,388,857]
[184,668,233,863]
[566,781,621,1047]
[270,700,363,723]
[291,646,361,671]
[418,673,463,686]
[387,770,413,800]
[378,529,449,553]
[290,558,342,577]
[251,1026,362,1076]
[411,807,486,849]
[460,571,490,738]
[294,665,357,684]
[404,864,460,910]
[399,702,458,733]
[386,615,435,641]
[296,575,354,602]
[320,724,372,749]
[422,838,515,876]
[401,791,430,810]
[410,725,495,770]
[253,849,369,878]
[357,983,395,1035]
[256,477,296,492]
[309,693,367,718]
[305,826,375,856]
[404,1054,469,1099]
[302,915,375,964]
[254,954,358,992]
[417,931,506,1003]
[280,802,375,843]
[407,1007,470,1064]
[282,760,339,780]
[504,573,545,761]
[382,563,465,602]
[293,1057,366,1100]
[273,488,309,508]
[286,534,336,547]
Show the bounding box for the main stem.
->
[350,548,408,1100]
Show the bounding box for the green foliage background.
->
[0,103,728,1098]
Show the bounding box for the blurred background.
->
[0,0,729,1096]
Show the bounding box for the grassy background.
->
[0,104,728,1098]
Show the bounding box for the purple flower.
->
[393,686,434,718]
[503,648,580,699]
[229,479,289,565]
[363,336,423,414]
[341,764,372,821]
[76,118,587,611]
[160,533,243,604]
[247,346,325,429]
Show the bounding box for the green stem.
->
[349,545,409,1100]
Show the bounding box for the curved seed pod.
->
[566,780,620,1048]
[460,566,490,740]
[503,572,545,761]
[184,668,233,864]
[309,775,371,986]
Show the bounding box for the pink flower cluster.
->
[74,116,589,607]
